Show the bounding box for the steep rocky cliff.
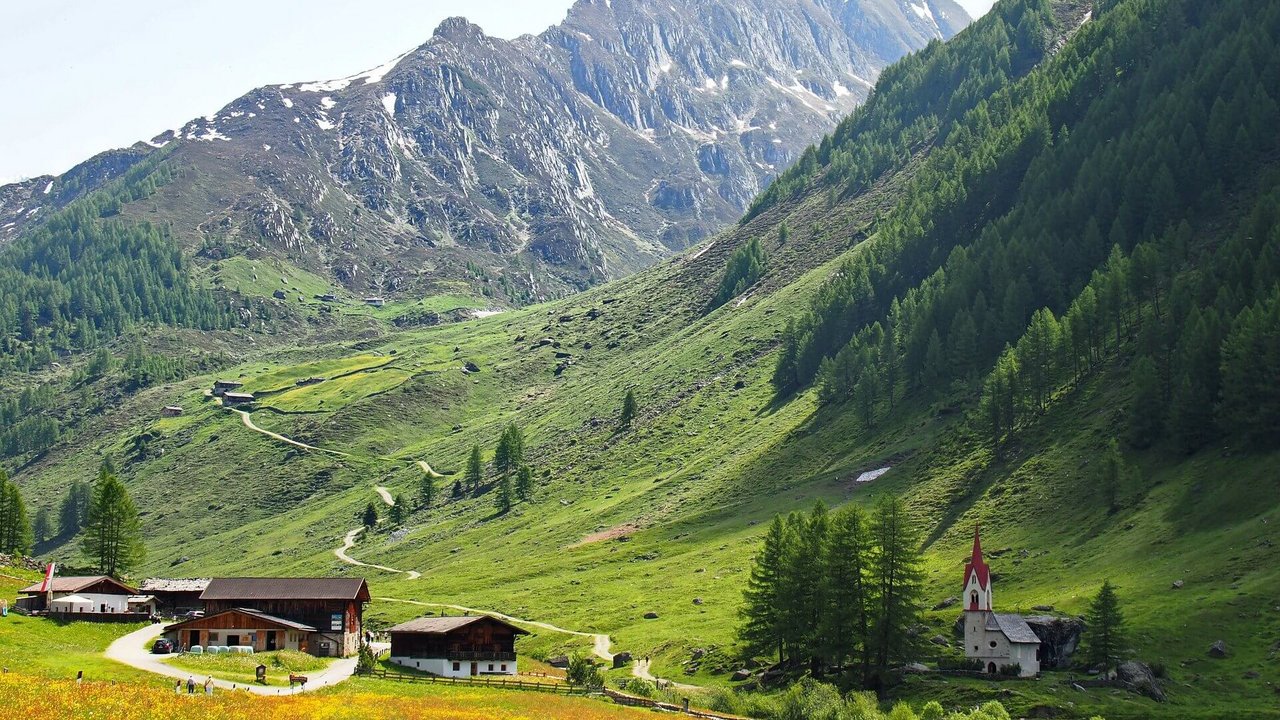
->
[0,0,968,300]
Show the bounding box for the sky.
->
[0,0,996,184]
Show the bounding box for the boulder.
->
[643,611,659,619]
[692,597,703,606]
[462,361,480,373]
[1209,640,1229,658]
[930,634,949,647]
[1116,660,1166,702]
[731,669,752,682]
[903,662,932,674]
[547,655,569,668]
[933,597,959,610]
[612,652,632,669]
[1024,616,1086,669]
[1032,604,1055,612]
[1171,579,1184,590]
[691,648,706,660]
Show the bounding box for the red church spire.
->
[963,525,991,594]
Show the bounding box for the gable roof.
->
[19,575,136,595]
[200,577,370,602]
[986,613,1041,644]
[963,526,991,591]
[165,607,317,633]
[388,614,529,636]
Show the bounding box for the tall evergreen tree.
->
[361,502,379,528]
[738,516,789,663]
[778,504,829,670]
[494,424,525,479]
[389,495,406,525]
[618,388,637,429]
[80,469,144,577]
[821,505,872,681]
[59,479,91,536]
[1084,580,1126,677]
[0,471,33,555]
[33,506,51,546]
[515,465,534,502]
[495,473,513,514]
[1099,439,1129,513]
[419,472,436,510]
[869,495,924,685]
[465,444,484,494]
[1126,356,1164,448]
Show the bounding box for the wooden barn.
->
[388,614,527,677]
[212,380,243,397]
[186,577,370,657]
[222,391,255,405]
[163,608,316,653]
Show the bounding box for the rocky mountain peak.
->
[1,0,970,300]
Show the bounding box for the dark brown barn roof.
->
[165,607,317,633]
[200,577,370,602]
[388,614,528,635]
[19,575,136,595]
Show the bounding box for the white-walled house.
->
[17,576,138,616]
[962,529,1042,677]
[389,615,528,677]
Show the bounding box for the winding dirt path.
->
[335,527,421,581]
[220,398,690,689]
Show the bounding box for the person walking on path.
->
[204,677,212,696]
[174,678,182,694]
[186,676,195,694]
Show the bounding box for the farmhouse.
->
[363,297,385,307]
[163,577,370,657]
[388,614,527,677]
[962,529,1041,677]
[139,578,210,614]
[222,391,255,405]
[16,576,142,618]
[161,405,184,417]
[212,380,243,397]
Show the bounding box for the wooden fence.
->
[602,689,752,720]
[359,668,585,695]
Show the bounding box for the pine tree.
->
[33,506,51,546]
[1084,580,1126,677]
[465,444,484,494]
[361,502,378,528]
[738,515,788,663]
[389,495,406,525]
[869,495,924,686]
[515,465,533,501]
[821,504,871,681]
[419,473,436,510]
[59,479,91,536]
[495,473,513,514]
[0,471,33,555]
[778,504,828,670]
[618,388,637,429]
[494,424,525,480]
[80,469,144,577]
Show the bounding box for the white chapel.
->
[962,528,1041,677]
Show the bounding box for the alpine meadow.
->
[1,0,1278,718]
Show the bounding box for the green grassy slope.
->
[6,0,1280,718]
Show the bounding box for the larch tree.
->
[80,469,144,577]
[1084,580,1127,677]
[465,444,484,494]
[361,502,379,528]
[821,504,872,680]
[618,388,637,429]
[0,471,33,555]
[869,495,924,686]
[738,515,789,663]
[389,495,407,525]
[419,472,436,510]
[33,506,51,546]
[515,465,533,502]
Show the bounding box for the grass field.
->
[165,650,333,687]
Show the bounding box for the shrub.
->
[998,663,1021,677]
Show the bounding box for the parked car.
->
[180,610,204,620]
[151,638,176,654]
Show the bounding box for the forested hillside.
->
[1,0,1277,717]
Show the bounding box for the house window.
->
[488,664,494,671]
[500,664,507,672]
[452,662,460,672]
